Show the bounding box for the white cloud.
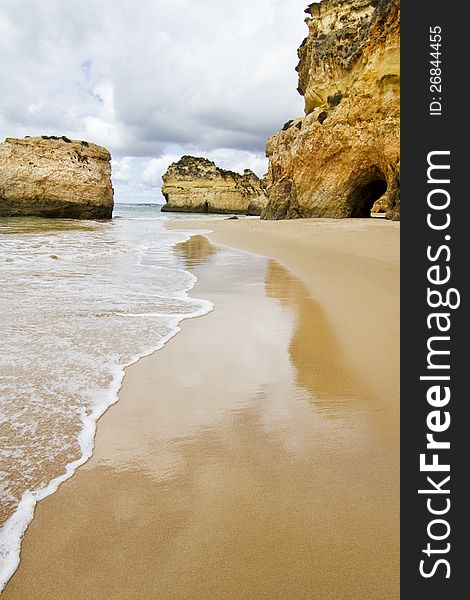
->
[0,0,308,202]
[142,155,181,188]
[111,156,135,182]
[204,149,268,178]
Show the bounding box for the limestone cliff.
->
[0,136,114,219]
[262,0,400,220]
[161,156,268,215]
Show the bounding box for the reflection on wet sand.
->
[265,257,399,451]
[265,260,358,412]
[4,236,399,600]
[173,235,217,269]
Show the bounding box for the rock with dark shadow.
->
[0,136,114,219]
[262,0,400,221]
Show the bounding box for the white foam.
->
[0,217,213,591]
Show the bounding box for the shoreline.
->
[0,223,214,594]
[3,217,400,599]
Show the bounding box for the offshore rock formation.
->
[262,0,400,220]
[0,136,114,219]
[161,156,268,215]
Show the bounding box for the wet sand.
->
[3,218,399,599]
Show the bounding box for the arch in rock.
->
[346,167,388,217]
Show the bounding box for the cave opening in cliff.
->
[347,168,387,217]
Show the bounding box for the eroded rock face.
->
[161,156,268,215]
[262,0,400,220]
[0,136,114,219]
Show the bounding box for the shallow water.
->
[0,204,213,589]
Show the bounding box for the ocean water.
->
[0,204,214,590]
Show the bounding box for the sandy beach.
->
[3,218,399,600]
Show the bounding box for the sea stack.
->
[0,136,114,219]
[262,0,400,220]
[161,155,268,215]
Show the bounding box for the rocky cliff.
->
[0,136,114,219]
[161,156,268,215]
[262,0,400,220]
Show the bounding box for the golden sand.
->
[4,218,399,599]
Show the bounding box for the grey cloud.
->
[0,0,307,187]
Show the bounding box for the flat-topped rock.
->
[0,136,114,219]
[161,155,268,215]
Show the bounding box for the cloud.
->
[111,156,135,182]
[142,155,181,188]
[0,0,308,202]
[203,149,268,178]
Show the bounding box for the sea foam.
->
[0,206,213,590]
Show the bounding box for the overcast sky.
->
[0,0,309,203]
